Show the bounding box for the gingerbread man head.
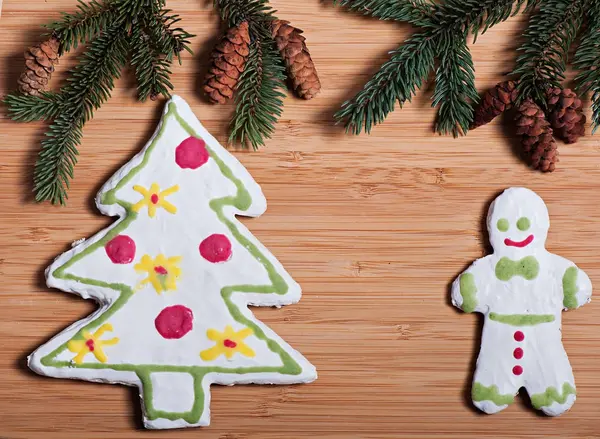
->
[487,187,549,257]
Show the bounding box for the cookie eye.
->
[517,217,530,231]
[497,218,509,232]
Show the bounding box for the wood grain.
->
[2,2,600,438]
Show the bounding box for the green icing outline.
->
[530,383,576,409]
[488,313,555,326]
[459,273,477,313]
[39,102,302,425]
[562,266,579,309]
[495,256,539,281]
[472,382,514,406]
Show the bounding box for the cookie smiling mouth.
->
[504,235,534,248]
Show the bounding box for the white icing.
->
[452,187,591,416]
[28,95,317,429]
[151,372,195,412]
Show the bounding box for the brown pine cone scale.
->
[515,99,559,172]
[203,22,250,104]
[18,38,60,96]
[271,20,321,100]
[546,87,586,144]
[471,81,518,129]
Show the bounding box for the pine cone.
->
[271,20,321,100]
[546,87,586,144]
[515,99,559,172]
[471,81,518,129]
[18,38,60,96]
[203,22,250,104]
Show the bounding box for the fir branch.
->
[434,0,540,41]
[336,0,539,135]
[45,0,118,54]
[332,0,435,25]
[144,9,194,63]
[433,32,478,137]
[229,35,286,149]
[335,34,435,134]
[512,0,586,106]
[34,26,129,205]
[4,92,67,122]
[214,0,274,28]
[130,22,173,101]
[574,1,600,132]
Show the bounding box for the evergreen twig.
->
[574,1,600,132]
[4,0,192,204]
[230,34,286,149]
[433,32,478,137]
[34,26,129,205]
[512,0,586,106]
[4,92,67,122]
[333,0,434,25]
[212,0,289,148]
[131,22,173,101]
[335,0,537,135]
[45,0,118,54]
[335,34,435,135]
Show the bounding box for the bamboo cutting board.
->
[2,2,600,438]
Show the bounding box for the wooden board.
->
[2,2,600,438]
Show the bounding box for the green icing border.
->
[489,312,555,326]
[40,103,302,424]
[530,383,576,409]
[472,382,515,406]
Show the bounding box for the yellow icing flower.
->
[200,325,256,361]
[67,324,119,364]
[135,254,182,294]
[132,183,179,218]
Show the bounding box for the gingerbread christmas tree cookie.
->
[452,187,592,416]
[28,96,317,429]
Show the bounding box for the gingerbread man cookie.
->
[452,187,592,416]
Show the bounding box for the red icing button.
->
[150,193,159,204]
[105,235,136,264]
[514,331,524,342]
[223,339,237,348]
[513,347,524,359]
[175,137,209,169]
[155,305,194,339]
[512,365,523,375]
[200,234,232,263]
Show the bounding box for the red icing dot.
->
[105,235,136,264]
[154,265,168,275]
[200,234,232,263]
[150,194,159,204]
[223,339,237,348]
[513,347,524,359]
[175,137,209,169]
[514,331,525,342]
[155,305,194,339]
[512,365,523,375]
[85,339,95,352]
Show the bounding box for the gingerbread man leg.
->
[523,323,576,416]
[471,320,521,414]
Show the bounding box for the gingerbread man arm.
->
[551,254,592,310]
[451,256,492,314]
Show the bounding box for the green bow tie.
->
[495,256,540,281]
